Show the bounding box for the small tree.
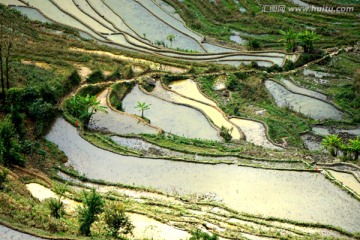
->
[347,137,360,161]
[66,94,107,126]
[78,189,104,236]
[166,34,175,48]
[321,134,342,157]
[104,202,134,238]
[279,28,298,53]
[135,101,150,118]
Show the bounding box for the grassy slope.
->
[163,0,359,48]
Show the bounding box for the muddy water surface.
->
[280,79,327,100]
[329,170,360,195]
[89,89,159,135]
[230,118,282,150]
[46,118,360,232]
[149,82,242,140]
[265,80,343,120]
[169,79,216,106]
[122,85,221,140]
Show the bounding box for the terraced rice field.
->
[265,80,344,120]
[121,85,221,140]
[5,0,296,66]
[1,0,360,239]
[46,118,360,233]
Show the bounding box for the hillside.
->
[0,1,360,239]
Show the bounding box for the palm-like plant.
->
[135,102,150,118]
[298,30,320,53]
[166,34,175,48]
[321,134,342,157]
[279,28,298,53]
[347,137,360,161]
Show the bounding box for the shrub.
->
[28,99,58,135]
[220,126,233,142]
[68,70,81,86]
[283,60,295,71]
[266,64,283,73]
[78,189,104,236]
[109,82,135,111]
[106,68,122,81]
[250,61,259,68]
[247,39,262,50]
[190,229,219,240]
[77,85,105,97]
[122,65,134,79]
[234,72,249,80]
[294,51,324,67]
[10,106,26,139]
[226,74,239,91]
[86,70,105,84]
[0,117,25,166]
[0,169,8,190]
[104,202,134,238]
[47,197,65,219]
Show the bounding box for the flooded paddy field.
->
[46,118,360,233]
[89,89,160,135]
[265,80,343,120]
[149,82,243,140]
[122,85,221,140]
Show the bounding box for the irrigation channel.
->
[5,0,297,67]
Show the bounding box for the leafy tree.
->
[66,94,107,126]
[347,137,360,161]
[190,229,219,240]
[0,117,24,166]
[321,134,342,157]
[279,28,298,53]
[104,202,134,238]
[135,101,150,118]
[298,30,320,53]
[166,34,175,48]
[78,189,104,236]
